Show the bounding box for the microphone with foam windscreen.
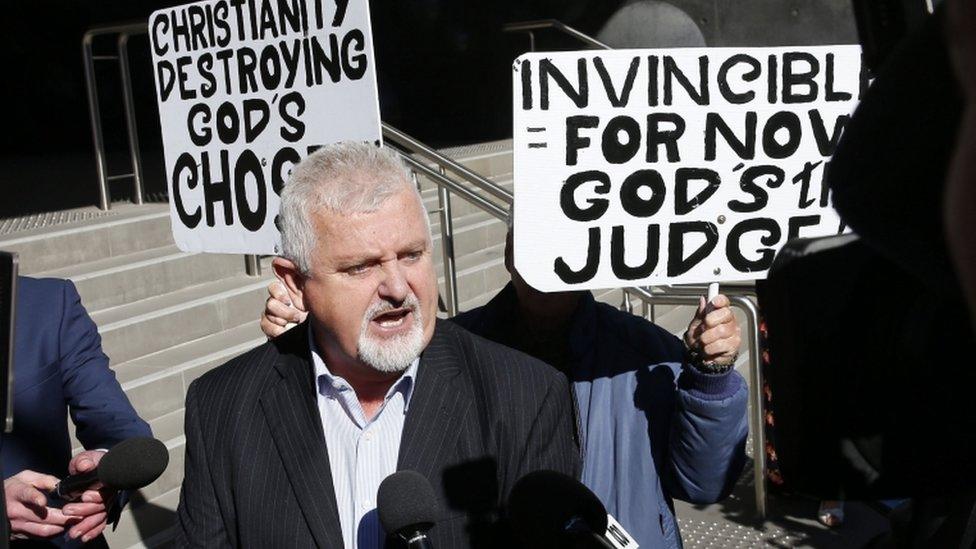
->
[53,437,169,500]
[508,470,618,549]
[378,470,440,549]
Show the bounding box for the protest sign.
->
[513,46,865,292]
[150,0,381,254]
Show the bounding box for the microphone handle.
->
[403,530,434,549]
[53,470,100,500]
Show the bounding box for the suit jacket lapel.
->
[259,325,343,548]
[398,320,473,480]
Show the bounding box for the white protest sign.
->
[513,46,865,292]
[149,0,381,254]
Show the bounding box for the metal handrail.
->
[503,19,612,51]
[623,286,767,518]
[83,21,149,210]
[383,124,513,204]
[393,148,509,317]
[83,21,261,276]
[653,282,756,297]
[398,151,509,221]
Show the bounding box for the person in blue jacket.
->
[261,229,748,548]
[452,231,747,548]
[2,276,152,546]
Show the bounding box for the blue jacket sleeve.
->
[663,366,749,504]
[58,280,152,448]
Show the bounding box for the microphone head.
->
[508,470,608,546]
[377,470,440,536]
[98,437,169,490]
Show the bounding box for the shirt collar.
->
[308,324,420,411]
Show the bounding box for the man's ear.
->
[272,257,308,312]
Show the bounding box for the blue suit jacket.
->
[2,276,151,481]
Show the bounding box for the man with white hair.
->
[176,142,579,548]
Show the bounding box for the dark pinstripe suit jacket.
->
[176,319,581,548]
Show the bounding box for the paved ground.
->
[675,455,891,548]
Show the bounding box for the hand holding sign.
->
[683,292,741,367]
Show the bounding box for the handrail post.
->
[118,32,144,205]
[83,33,111,211]
[437,168,459,316]
[244,254,262,276]
[730,295,767,519]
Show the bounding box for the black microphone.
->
[378,470,440,548]
[508,470,613,549]
[53,437,169,500]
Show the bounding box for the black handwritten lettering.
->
[620,170,666,217]
[667,221,718,277]
[555,227,601,283]
[727,217,781,272]
[675,168,720,215]
[561,171,611,221]
[611,224,660,279]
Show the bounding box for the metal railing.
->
[382,124,511,316]
[503,19,612,51]
[83,22,263,276]
[83,22,149,210]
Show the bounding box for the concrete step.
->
[430,210,508,269]
[69,321,264,452]
[35,245,243,312]
[438,139,514,181]
[0,204,173,274]
[117,321,266,425]
[440,242,509,313]
[91,276,269,364]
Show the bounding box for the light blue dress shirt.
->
[310,331,418,549]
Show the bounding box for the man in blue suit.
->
[2,276,151,546]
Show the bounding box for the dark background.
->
[0,0,857,218]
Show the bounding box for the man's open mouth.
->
[371,309,412,329]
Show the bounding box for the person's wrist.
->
[686,346,736,374]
